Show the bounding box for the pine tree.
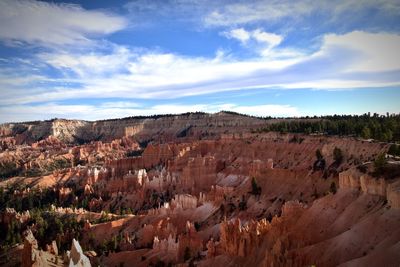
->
[251,177,261,195]
[333,147,343,164]
[361,126,371,139]
[373,153,387,175]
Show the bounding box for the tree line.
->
[256,113,400,142]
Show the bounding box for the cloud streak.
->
[0,0,127,47]
[1,31,399,107]
[222,28,283,49]
[204,0,313,27]
[203,0,400,28]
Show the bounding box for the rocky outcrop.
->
[31,136,65,149]
[46,241,58,256]
[181,155,221,192]
[0,112,267,144]
[22,230,40,267]
[206,238,217,259]
[152,221,203,262]
[0,136,16,150]
[360,175,386,196]
[219,201,307,262]
[66,239,91,267]
[142,168,178,191]
[50,205,87,215]
[339,170,386,196]
[0,208,30,224]
[339,167,400,208]
[69,137,139,165]
[171,194,198,210]
[177,221,203,261]
[387,180,400,208]
[59,187,73,202]
[21,230,60,267]
[152,234,179,261]
[220,218,271,257]
[339,170,361,190]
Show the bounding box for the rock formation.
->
[66,239,91,267]
[21,230,62,267]
[21,230,40,267]
[339,165,400,208]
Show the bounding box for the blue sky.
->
[0,0,400,122]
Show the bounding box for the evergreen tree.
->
[361,126,371,139]
[373,153,387,175]
[333,147,343,164]
[388,144,400,156]
[251,177,261,195]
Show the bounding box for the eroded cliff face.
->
[49,135,396,265]
[339,166,400,208]
[21,230,63,267]
[0,112,267,145]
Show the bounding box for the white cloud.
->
[318,31,400,72]
[222,28,251,44]
[0,0,127,47]
[252,29,282,48]
[203,0,400,27]
[222,28,283,50]
[0,102,300,123]
[204,1,313,26]
[38,46,132,77]
[1,31,399,107]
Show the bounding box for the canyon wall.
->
[0,112,267,144]
[339,168,400,208]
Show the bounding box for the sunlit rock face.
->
[340,167,400,209]
[21,230,63,267]
[0,112,266,144]
[67,239,91,267]
[21,230,40,267]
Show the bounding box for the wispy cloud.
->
[221,28,284,57]
[222,28,251,44]
[251,29,283,48]
[204,1,313,27]
[1,31,399,107]
[222,28,283,49]
[203,0,400,29]
[38,46,133,78]
[0,0,127,47]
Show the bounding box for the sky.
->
[0,0,400,122]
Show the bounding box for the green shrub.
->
[251,177,262,195]
[388,144,400,156]
[333,147,343,164]
[373,153,387,175]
